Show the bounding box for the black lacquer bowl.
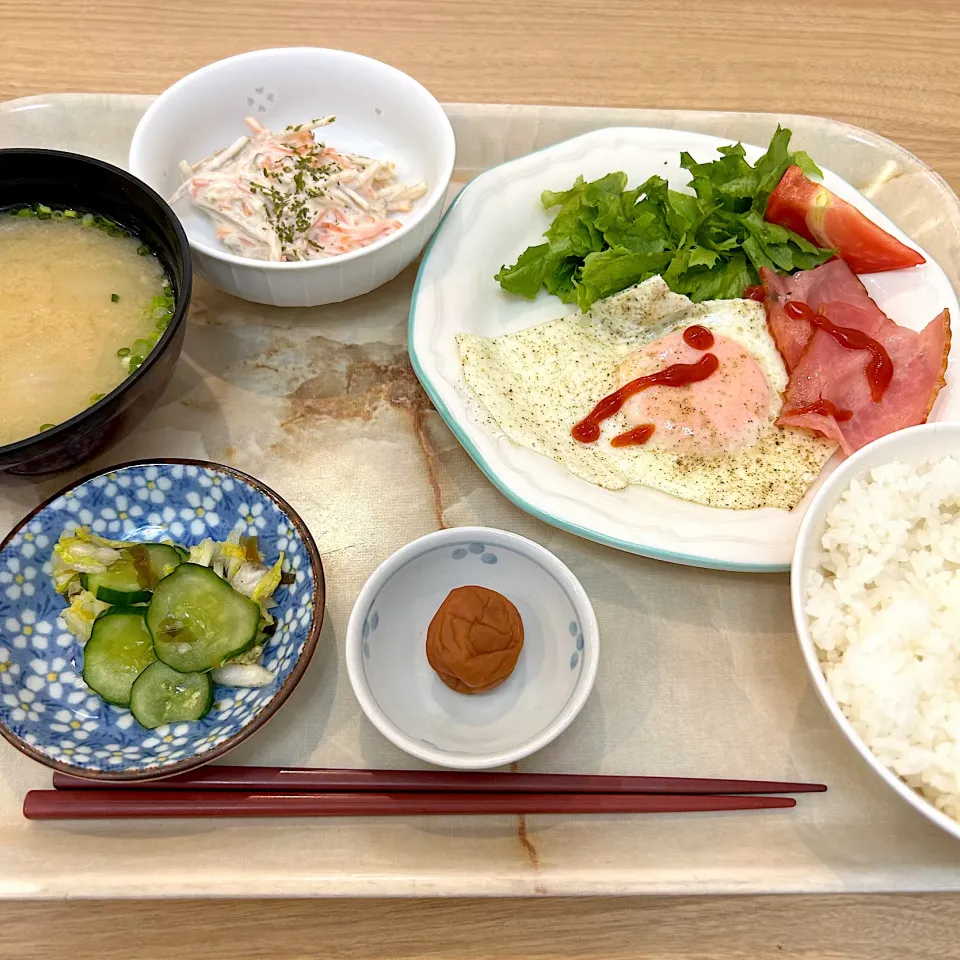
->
[0,149,192,475]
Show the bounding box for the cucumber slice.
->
[81,559,152,605]
[79,542,183,604]
[82,610,157,706]
[129,661,213,728]
[147,563,260,673]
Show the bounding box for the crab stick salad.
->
[170,116,428,262]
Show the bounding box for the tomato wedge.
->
[766,165,925,274]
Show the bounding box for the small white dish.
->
[792,422,960,843]
[409,126,960,571]
[346,526,599,769]
[129,48,455,307]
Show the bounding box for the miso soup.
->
[0,208,174,447]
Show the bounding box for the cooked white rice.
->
[806,455,960,822]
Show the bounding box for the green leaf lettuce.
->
[495,126,835,309]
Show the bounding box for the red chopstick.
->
[51,766,827,795]
[24,789,796,820]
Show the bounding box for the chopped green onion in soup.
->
[0,208,174,445]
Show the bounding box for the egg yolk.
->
[616,330,770,456]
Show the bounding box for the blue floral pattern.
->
[451,543,499,565]
[568,620,583,669]
[0,462,321,775]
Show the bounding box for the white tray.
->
[1,94,960,899]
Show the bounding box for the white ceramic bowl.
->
[129,48,455,307]
[792,422,960,842]
[346,527,599,769]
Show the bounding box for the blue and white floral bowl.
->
[0,460,324,781]
[346,526,598,769]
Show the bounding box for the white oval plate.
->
[408,127,960,571]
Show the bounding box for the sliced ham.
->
[760,260,951,455]
[759,260,887,371]
[776,307,950,454]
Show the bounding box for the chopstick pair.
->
[23,766,826,820]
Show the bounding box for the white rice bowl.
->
[805,453,960,822]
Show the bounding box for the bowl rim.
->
[345,525,600,769]
[128,46,457,272]
[790,422,960,842]
[0,457,326,782]
[0,148,193,462]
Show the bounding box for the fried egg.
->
[456,276,836,510]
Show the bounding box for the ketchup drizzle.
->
[783,300,893,402]
[682,325,715,350]
[572,353,720,444]
[610,423,656,447]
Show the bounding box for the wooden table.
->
[3,1,960,957]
